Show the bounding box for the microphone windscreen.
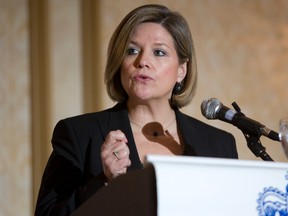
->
[201,98,222,119]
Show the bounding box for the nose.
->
[135,52,150,69]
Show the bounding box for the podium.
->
[71,164,157,216]
[72,155,288,216]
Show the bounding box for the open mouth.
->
[134,74,152,81]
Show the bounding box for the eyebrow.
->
[128,40,171,49]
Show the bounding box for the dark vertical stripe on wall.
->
[29,0,51,211]
[81,0,103,113]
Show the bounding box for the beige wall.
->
[0,0,31,215]
[1,0,288,215]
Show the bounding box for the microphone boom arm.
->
[233,102,274,161]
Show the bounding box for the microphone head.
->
[201,98,222,119]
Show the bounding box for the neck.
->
[127,100,174,124]
[127,101,176,138]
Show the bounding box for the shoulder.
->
[53,103,126,135]
[176,109,231,136]
[176,110,238,159]
[61,103,124,125]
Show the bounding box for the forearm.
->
[35,153,105,216]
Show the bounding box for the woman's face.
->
[120,22,186,103]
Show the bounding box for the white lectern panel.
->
[145,155,288,216]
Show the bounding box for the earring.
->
[172,82,183,95]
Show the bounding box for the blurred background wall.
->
[1,0,288,215]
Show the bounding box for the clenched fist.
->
[101,130,131,182]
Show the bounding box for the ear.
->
[177,61,187,83]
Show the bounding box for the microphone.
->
[201,98,280,141]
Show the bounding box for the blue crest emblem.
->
[257,174,288,216]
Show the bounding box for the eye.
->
[126,47,139,55]
[154,49,166,56]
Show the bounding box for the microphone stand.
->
[242,132,274,161]
[232,102,274,162]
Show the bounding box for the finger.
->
[112,147,130,160]
[102,139,128,160]
[112,151,120,160]
[104,130,128,146]
[112,158,131,176]
[101,131,127,157]
[102,144,129,169]
[103,152,131,181]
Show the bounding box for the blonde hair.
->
[105,4,197,108]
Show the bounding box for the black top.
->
[35,103,238,215]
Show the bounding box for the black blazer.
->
[35,103,238,216]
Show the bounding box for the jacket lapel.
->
[175,109,202,156]
[97,103,143,169]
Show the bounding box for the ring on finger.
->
[113,151,120,160]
